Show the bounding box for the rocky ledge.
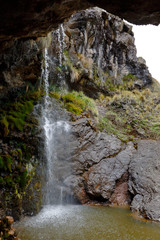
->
[0,9,152,104]
[63,116,160,221]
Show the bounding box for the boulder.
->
[129,140,160,221]
[85,141,135,201]
[65,116,136,205]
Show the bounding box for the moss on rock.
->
[0,88,42,219]
[50,88,98,116]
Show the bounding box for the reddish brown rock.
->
[0,216,20,240]
[109,173,131,206]
[6,216,14,225]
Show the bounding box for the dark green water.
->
[16,205,160,240]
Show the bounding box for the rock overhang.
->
[0,0,160,50]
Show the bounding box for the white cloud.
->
[132,24,160,82]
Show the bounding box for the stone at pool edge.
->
[0,215,20,240]
[129,140,160,221]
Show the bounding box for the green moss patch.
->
[0,90,41,137]
[50,88,98,116]
[0,149,30,195]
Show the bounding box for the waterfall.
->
[56,23,68,89]
[41,48,71,206]
[57,24,66,66]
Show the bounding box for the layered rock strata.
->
[49,8,152,97]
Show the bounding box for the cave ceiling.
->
[0,0,160,49]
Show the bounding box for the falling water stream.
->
[41,48,71,205]
[15,30,160,240]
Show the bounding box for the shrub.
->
[0,116,9,136]
[98,80,160,140]
[65,102,83,115]
[0,156,5,170]
[50,88,98,116]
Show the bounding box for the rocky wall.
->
[48,8,152,98]
[0,0,160,52]
[63,115,160,221]
[0,7,159,223]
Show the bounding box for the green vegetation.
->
[49,77,160,141]
[63,50,80,81]
[0,88,41,209]
[102,73,137,92]
[0,90,41,137]
[0,100,34,135]
[98,112,132,142]
[50,88,98,116]
[98,78,160,140]
[0,150,30,193]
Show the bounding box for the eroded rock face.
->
[0,39,42,101]
[0,0,160,51]
[71,117,122,172]
[64,116,160,221]
[129,140,160,221]
[0,8,152,102]
[86,141,135,201]
[64,116,135,205]
[49,8,152,98]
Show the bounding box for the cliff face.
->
[0,39,42,103]
[46,9,160,221]
[0,8,152,101]
[49,8,152,97]
[0,8,160,223]
[65,121,160,221]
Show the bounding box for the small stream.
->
[16,205,160,240]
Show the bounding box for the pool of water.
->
[15,205,160,240]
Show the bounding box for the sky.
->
[131,24,160,82]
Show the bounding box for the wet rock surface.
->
[0,94,44,220]
[0,39,42,102]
